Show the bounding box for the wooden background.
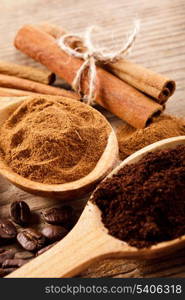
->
[0,0,185,277]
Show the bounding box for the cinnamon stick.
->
[39,23,175,105]
[107,59,176,104]
[0,74,78,99]
[0,87,73,98]
[0,87,42,97]
[37,23,66,39]
[0,60,55,85]
[37,23,83,51]
[14,25,163,129]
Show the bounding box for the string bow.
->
[58,21,140,105]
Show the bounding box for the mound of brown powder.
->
[0,96,110,184]
[116,115,185,160]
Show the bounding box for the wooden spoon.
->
[0,96,118,198]
[7,136,185,278]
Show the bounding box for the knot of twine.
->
[58,20,140,105]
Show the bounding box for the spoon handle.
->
[7,224,114,278]
[0,96,27,108]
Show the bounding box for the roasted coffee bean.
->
[2,258,30,268]
[41,206,73,225]
[41,225,68,242]
[0,219,17,243]
[0,249,16,266]
[14,251,34,259]
[36,242,57,256]
[17,228,45,251]
[10,201,31,225]
[0,267,17,277]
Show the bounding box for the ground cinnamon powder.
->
[116,115,185,160]
[93,145,185,248]
[0,96,110,184]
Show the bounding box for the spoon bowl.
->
[7,135,185,278]
[0,96,118,198]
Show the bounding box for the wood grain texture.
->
[0,0,185,277]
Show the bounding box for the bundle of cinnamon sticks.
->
[4,23,176,129]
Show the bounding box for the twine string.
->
[58,20,140,105]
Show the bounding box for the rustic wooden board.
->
[0,0,185,277]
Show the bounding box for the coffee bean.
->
[41,225,68,242]
[0,219,17,243]
[14,251,34,259]
[10,201,31,225]
[0,249,16,266]
[17,228,45,251]
[36,242,57,256]
[41,206,73,225]
[2,258,30,268]
[0,267,17,277]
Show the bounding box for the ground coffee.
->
[0,96,110,184]
[92,145,185,248]
[116,115,185,160]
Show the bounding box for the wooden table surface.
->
[0,0,185,277]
